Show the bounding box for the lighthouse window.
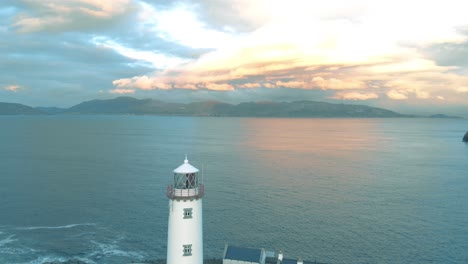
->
[174,173,197,189]
[183,208,193,219]
[183,244,192,256]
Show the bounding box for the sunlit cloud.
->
[112,0,468,104]
[13,0,134,33]
[332,92,379,101]
[2,0,468,111]
[456,87,468,93]
[113,75,173,90]
[91,36,189,69]
[237,83,261,89]
[139,2,234,49]
[415,90,431,99]
[4,85,22,92]
[204,83,234,91]
[386,90,408,100]
[109,88,135,94]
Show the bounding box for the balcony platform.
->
[166,184,204,200]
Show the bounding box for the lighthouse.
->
[166,157,204,264]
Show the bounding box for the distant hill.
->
[35,106,66,114]
[0,97,463,118]
[212,100,408,117]
[65,96,190,115]
[428,114,463,119]
[0,102,44,115]
[63,97,408,117]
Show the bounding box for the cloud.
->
[309,76,365,90]
[112,0,468,105]
[90,36,189,69]
[237,83,261,89]
[193,0,269,32]
[12,0,135,33]
[3,85,22,92]
[0,25,154,106]
[113,75,173,90]
[204,83,234,91]
[456,87,468,93]
[275,80,308,89]
[386,90,408,100]
[139,1,234,50]
[425,41,468,67]
[109,88,135,94]
[415,90,431,99]
[3,0,468,111]
[332,92,379,100]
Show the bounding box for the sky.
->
[1,0,468,115]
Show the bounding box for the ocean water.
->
[0,116,467,264]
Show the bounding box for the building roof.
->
[173,157,199,174]
[224,245,262,263]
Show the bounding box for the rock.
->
[43,259,223,264]
[464,132,468,142]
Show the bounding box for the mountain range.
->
[0,96,462,118]
[0,102,44,115]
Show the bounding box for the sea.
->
[0,116,467,264]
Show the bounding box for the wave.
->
[1,225,146,263]
[23,256,67,264]
[0,235,17,247]
[70,231,97,238]
[10,256,96,264]
[15,223,96,231]
[13,255,94,264]
[88,240,146,259]
[0,235,37,255]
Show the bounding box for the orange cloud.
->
[415,90,431,99]
[275,80,308,89]
[237,83,262,89]
[310,76,365,90]
[4,85,21,92]
[332,92,379,100]
[109,88,135,94]
[110,0,468,104]
[113,76,173,90]
[203,83,234,91]
[456,87,468,93]
[386,90,408,100]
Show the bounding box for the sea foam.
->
[0,235,17,247]
[15,223,96,231]
[88,240,146,259]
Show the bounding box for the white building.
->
[166,157,204,264]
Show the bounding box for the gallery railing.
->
[167,184,204,199]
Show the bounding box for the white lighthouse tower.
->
[166,157,204,264]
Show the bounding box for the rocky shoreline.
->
[43,259,223,264]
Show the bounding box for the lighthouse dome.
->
[173,157,199,174]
